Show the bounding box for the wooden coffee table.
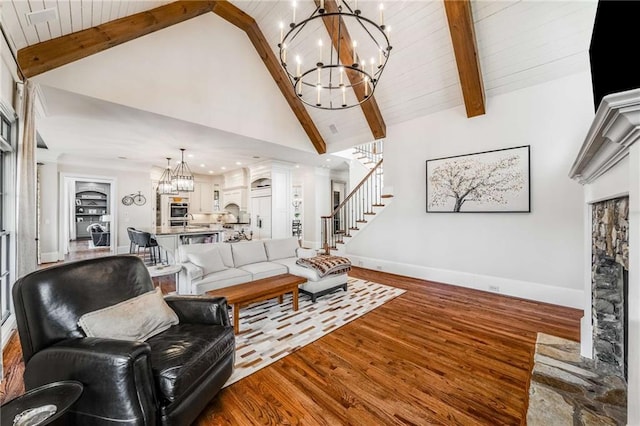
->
[207,273,307,334]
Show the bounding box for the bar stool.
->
[132,230,160,265]
[126,227,138,254]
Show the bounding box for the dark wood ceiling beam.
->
[18,1,216,78]
[443,0,485,118]
[212,1,326,154]
[319,0,386,139]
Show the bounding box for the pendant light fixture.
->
[156,157,177,195]
[171,148,194,192]
[278,0,392,110]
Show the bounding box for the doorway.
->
[57,174,117,262]
[331,180,346,233]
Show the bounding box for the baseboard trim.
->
[39,251,59,264]
[347,254,584,309]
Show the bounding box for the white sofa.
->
[176,237,348,302]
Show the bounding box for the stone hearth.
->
[527,333,627,425]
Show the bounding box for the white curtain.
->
[16,80,37,279]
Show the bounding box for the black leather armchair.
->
[12,255,235,425]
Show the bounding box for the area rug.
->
[527,333,627,425]
[224,277,405,387]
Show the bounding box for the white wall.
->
[38,162,59,262]
[347,72,595,308]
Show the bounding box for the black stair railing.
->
[321,159,384,254]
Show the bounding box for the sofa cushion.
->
[192,268,253,294]
[78,288,179,341]
[147,323,235,404]
[231,241,268,267]
[187,248,227,276]
[237,262,288,281]
[264,237,299,261]
[178,243,234,268]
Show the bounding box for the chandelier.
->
[278,0,391,110]
[171,148,194,192]
[157,157,177,195]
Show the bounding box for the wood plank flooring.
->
[1,267,581,425]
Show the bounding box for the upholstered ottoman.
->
[272,253,351,302]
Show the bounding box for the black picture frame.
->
[426,145,531,213]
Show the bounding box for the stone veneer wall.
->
[592,197,629,375]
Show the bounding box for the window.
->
[1,106,16,325]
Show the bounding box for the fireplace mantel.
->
[570,88,640,184]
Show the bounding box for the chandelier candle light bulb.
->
[370,58,375,78]
[316,85,321,106]
[379,3,384,26]
[339,66,344,86]
[342,86,346,106]
[279,22,284,44]
[296,55,301,77]
[292,1,297,24]
[352,40,358,66]
[318,39,323,65]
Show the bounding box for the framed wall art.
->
[426,145,530,213]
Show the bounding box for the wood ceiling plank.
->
[319,0,386,140]
[212,0,327,154]
[17,1,217,78]
[443,0,485,118]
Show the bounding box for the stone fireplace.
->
[591,197,629,378]
[570,88,640,424]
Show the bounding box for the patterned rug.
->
[224,277,405,387]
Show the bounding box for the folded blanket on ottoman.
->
[296,255,351,278]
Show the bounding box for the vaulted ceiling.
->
[1,0,597,169]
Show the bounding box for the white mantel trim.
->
[570,88,640,184]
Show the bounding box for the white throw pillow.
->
[297,247,317,259]
[264,237,300,261]
[78,288,178,341]
[231,241,268,267]
[187,248,228,276]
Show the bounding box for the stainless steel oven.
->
[169,202,189,222]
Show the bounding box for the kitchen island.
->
[146,226,227,264]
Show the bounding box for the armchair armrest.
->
[164,295,231,327]
[24,338,157,425]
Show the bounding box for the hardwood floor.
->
[1,268,581,425]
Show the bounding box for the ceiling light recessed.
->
[221,166,227,170]
[200,164,205,167]
[295,164,300,168]
[209,171,214,174]
[235,161,242,166]
[326,158,331,162]
[188,154,194,158]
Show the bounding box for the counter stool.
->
[132,230,160,265]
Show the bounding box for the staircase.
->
[321,141,392,255]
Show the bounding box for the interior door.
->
[251,196,271,240]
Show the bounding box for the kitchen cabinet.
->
[222,188,247,210]
[190,182,213,213]
[250,196,271,240]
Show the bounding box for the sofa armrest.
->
[24,338,157,425]
[181,261,203,281]
[164,295,231,327]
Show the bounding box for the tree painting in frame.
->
[426,145,530,213]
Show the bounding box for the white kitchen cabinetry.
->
[190,182,213,213]
[251,196,271,240]
[222,188,247,210]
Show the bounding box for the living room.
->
[1,0,639,425]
